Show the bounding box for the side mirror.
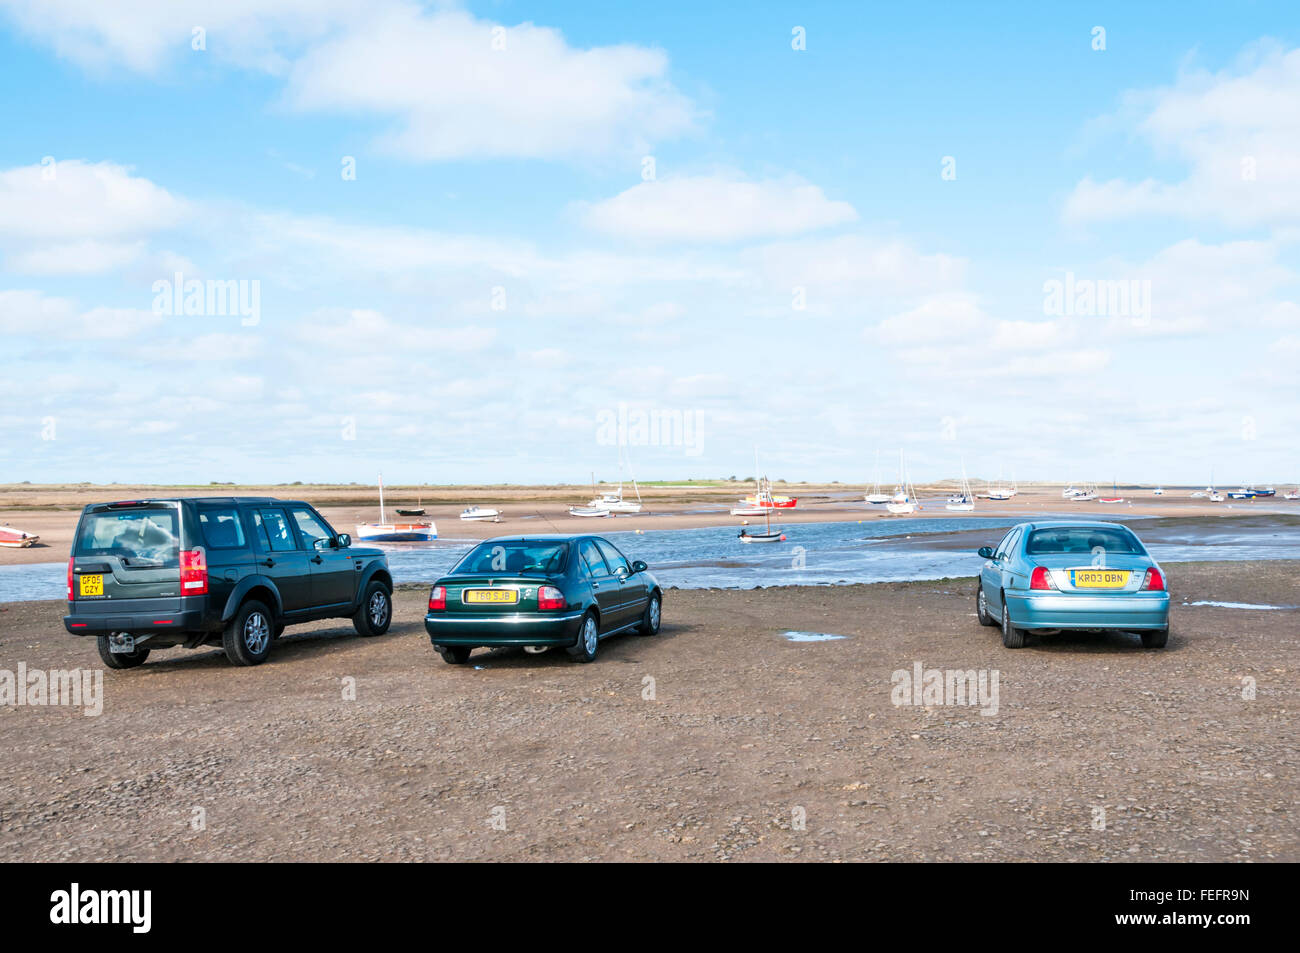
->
[337,533,351,549]
[631,560,648,573]
[977,546,995,559]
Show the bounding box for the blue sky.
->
[1,1,1298,486]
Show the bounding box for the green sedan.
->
[425,535,663,664]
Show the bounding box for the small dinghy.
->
[0,526,39,548]
[460,506,502,522]
[568,505,610,518]
[395,507,426,516]
[738,528,785,543]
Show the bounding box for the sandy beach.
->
[1,560,1294,862]
[3,481,1294,567]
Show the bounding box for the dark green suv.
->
[63,498,393,668]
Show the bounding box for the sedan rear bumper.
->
[425,610,585,647]
[1006,591,1170,630]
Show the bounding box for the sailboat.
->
[1070,482,1099,502]
[865,450,892,504]
[986,469,1017,501]
[1098,480,1124,504]
[1283,487,1300,501]
[738,506,786,543]
[886,451,918,515]
[570,472,612,517]
[355,474,437,541]
[590,449,643,513]
[946,460,975,511]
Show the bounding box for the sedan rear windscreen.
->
[76,508,180,567]
[1025,527,1145,555]
[453,541,569,575]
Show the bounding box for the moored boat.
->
[355,474,437,541]
[568,505,610,518]
[0,526,40,548]
[459,506,502,522]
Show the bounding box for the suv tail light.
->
[1030,566,1056,590]
[67,557,74,601]
[537,585,565,611]
[428,586,447,611]
[180,548,208,595]
[1141,567,1165,591]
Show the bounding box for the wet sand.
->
[3,482,1297,567]
[1,560,1294,862]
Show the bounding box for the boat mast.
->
[378,473,386,524]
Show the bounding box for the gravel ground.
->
[0,560,1295,862]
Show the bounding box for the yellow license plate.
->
[79,574,104,597]
[464,589,518,604]
[1072,569,1130,589]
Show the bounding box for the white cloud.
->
[0,2,699,162]
[286,8,697,161]
[756,235,966,298]
[0,160,186,240]
[579,174,856,243]
[1064,43,1300,228]
[6,239,145,275]
[0,0,365,73]
[0,289,161,338]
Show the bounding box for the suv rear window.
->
[199,507,247,549]
[77,508,180,567]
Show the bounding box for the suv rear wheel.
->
[97,635,149,669]
[353,580,392,637]
[223,599,274,666]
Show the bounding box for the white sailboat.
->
[865,450,892,504]
[946,459,975,512]
[1070,482,1099,502]
[986,468,1017,501]
[356,474,437,541]
[591,449,643,513]
[886,451,917,515]
[569,472,611,517]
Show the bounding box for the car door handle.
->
[592,581,600,588]
[311,555,323,564]
[263,558,275,568]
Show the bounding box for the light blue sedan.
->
[976,521,1170,648]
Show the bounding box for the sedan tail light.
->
[537,585,565,611]
[428,586,447,611]
[180,548,208,595]
[1141,568,1165,591]
[1030,566,1056,590]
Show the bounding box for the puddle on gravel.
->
[1185,600,1297,610]
[782,631,848,642]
